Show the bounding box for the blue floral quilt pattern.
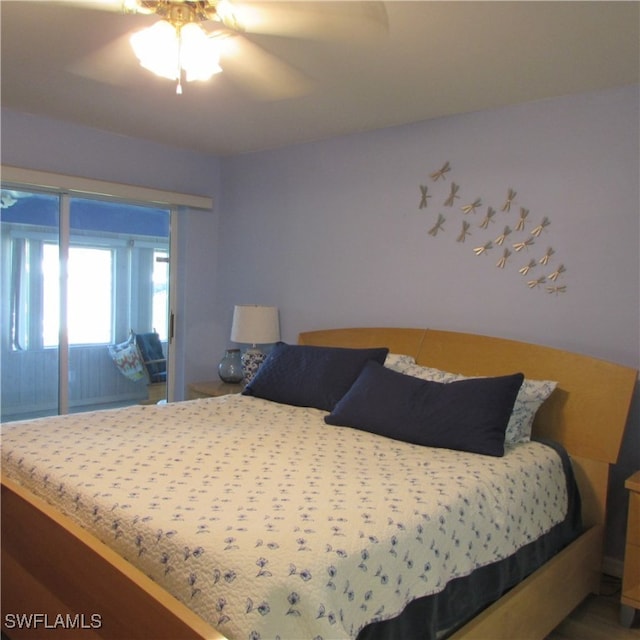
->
[2,395,568,640]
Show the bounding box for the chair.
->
[134,331,167,404]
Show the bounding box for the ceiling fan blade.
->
[220,34,312,100]
[48,0,125,11]
[233,1,388,41]
[68,32,146,86]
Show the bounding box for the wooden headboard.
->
[299,328,637,527]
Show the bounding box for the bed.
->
[1,327,636,640]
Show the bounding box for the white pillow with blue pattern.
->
[384,353,416,371]
[383,356,556,444]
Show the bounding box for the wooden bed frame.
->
[2,327,636,640]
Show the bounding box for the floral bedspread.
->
[1,395,568,640]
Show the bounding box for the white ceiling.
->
[1,1,638,156]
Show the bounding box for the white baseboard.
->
[602,555,624,578]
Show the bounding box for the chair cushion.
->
[135,332,167,383]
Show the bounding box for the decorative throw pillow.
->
[394,362,556,444]
[108,335,146,382]
[242,342,389,411]
[325,361,524,457]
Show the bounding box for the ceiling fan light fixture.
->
[130,19,222,90]
[179,22,222,82]
[130,20,179,80]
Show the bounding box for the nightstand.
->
[621,470,640,627]
[187,380,244,400]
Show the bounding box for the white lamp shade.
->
[231,305,280,345]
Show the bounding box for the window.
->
[2,167,211,419]
[1,187,172,419]
[153,250,170,340]
[42,244,114,347]
[3,190,170,350]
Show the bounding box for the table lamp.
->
[230,305,280,383]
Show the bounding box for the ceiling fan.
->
[127,1,233,94]
[61,0,389,98]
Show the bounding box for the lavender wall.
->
[217,86,639,562]
[0,109,222,394]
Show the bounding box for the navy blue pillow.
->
[242,343,389,411]
[325,361,524,456]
